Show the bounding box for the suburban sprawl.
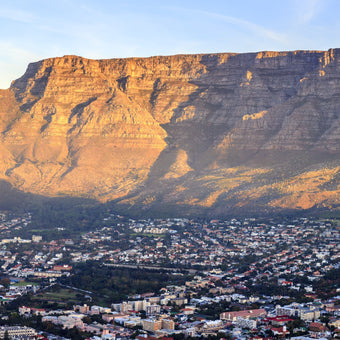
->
[0,211,339,340]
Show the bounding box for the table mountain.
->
[0,49,339,216]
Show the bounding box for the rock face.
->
[0,49,340,215]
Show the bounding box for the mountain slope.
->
[0,49,340,215]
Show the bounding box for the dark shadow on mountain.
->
[0,179,108,235]
[0,179,97,211]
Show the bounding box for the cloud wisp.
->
[295,0,323,24]
[166,6,288,46]
[0,7,35,24]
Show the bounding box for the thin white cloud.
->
[165,6,288,46]
[0,7,35,24]
[0,41,39,61]
[202,10,287,43]
[293,0,323,24]
[0,41,41,89]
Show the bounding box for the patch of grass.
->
[12,281,38,287]
[319,218,340,226]
[328,219,340,226]
[130,233,165,238]
[43,290,77,300]
[31,287,86,307]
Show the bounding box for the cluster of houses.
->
[14,276,340,340]
[0,212,31,237]
[1,215,339,284]
[64,217,340,283]
[0,211,339,339]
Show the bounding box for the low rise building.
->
[220,308,266,321]
[142,319,162,333]
[146,304,161,315]
[0,326,37,338]
[162,319,175,330]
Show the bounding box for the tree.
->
[0,278,11,289]
[4,330,10,340]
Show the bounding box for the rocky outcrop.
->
[0,49,339,215]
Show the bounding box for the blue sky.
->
[0,0,339,88]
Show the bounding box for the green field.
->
[31,287,88,307]
[319,218,340,226]
[131,233,166,238]
[333,219,340,226]
[12,281,38,287]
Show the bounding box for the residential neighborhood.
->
[0,210,338,339]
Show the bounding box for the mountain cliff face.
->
[0,49,340,215]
